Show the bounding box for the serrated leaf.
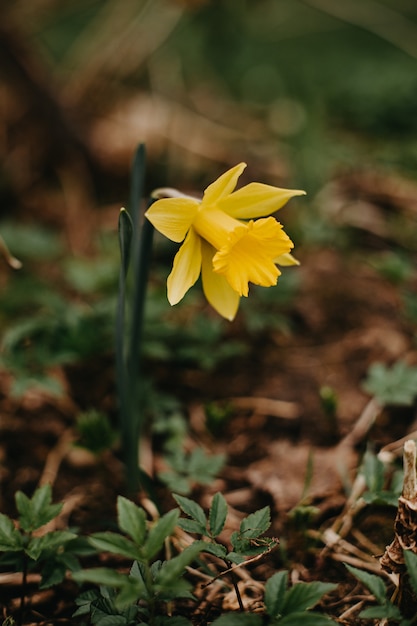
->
[117,496,147,546]
[404,550,417,597]
[279,612,338,625]
[177,518,207,536]
[200,542,228,558]
[89,532,142,561]
[144,509,179,560]
[173,494,207,527]
[26,530,77,560]
[0,513,23,551]
[281,581,336,615]
[209,493,228,537]
[225,551,246,564]
[345,563,386,604]
[264,570,288,617]
[16,485,62,532]
[239,506,270,539]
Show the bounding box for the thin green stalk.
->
[116,144,155,493]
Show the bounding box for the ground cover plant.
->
[2,1,417,624]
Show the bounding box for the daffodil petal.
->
[202,163,246,206]
[218,183,306,219]
[213,218,289,296]
[201,240,240,321]
[167,228,202,305]
[145,198,199,243]
[276,252,300,266]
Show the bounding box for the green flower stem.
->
[116,144,154,493]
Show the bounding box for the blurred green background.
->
[2,0,417,206]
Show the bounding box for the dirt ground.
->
[1,167,417,623]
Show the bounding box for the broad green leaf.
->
[239,506,271,539]
[281,581,336,615]
[0,513,23,551]
[279,612,338,625]
[114,577,148,607]
[360,603,403,620]
[264,570,288,617]
[173,494,207,527]
[155,616,192,625]
[117,496,147,546]
[404,550,417,597]
[72,567,129,587]
[95,618,127,626]
[89,532,142,561]
[210,614,262,626]
[345,563,386,604]
[200,542,227,558]
[209,492,228,537]
[177,518,207,536]
[144,509,179,560]
[225,551,246,564]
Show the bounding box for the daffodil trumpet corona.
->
[145,163,305,321]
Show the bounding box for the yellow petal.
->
[213,218,290,296]
[145,197,199,243]
[219,183,306,219]
[202,163,246,206]
[276,252,300,266]
[167,228,202,305]
[201,240,240,321]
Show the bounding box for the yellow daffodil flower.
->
[145,162,305,321]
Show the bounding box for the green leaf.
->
[345,563,387,604]
[279,613,338,625]
[362,360,417,406]
[173,494,207,528]
[26,530,77,560]
[177,518,207,536]
[155,542,206,591]
[264,570,288,617]
[404,550,417,597]
[114,576,148,607]
[144,509,179,560]
[210,614,262,626]
[15,485,62,532]
[117,496,147,546]
[361,449,385,494]
[118,208,133,277]
[209,492,228,537]
[89,532,142,561]
[0,513,23,551]
[72,567,130,587]
[200,542,228,558]
[281,581,336,615]
[359,603,403,620]
[239,506,271,539]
